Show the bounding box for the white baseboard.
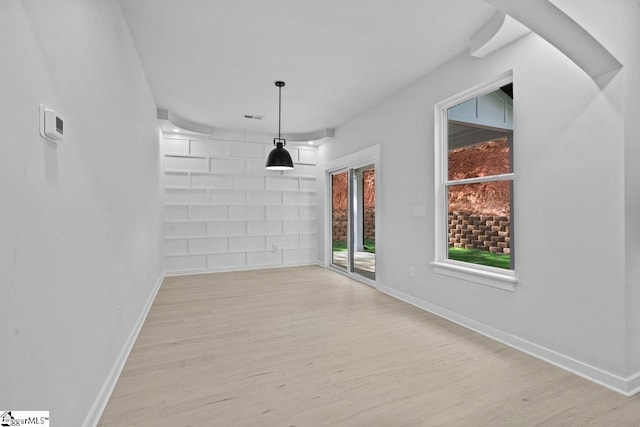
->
[163,261,320,277]
[378,285,639,397]
[82,273,165,427]
[627,371,640,396]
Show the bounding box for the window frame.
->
[431,71,518,291]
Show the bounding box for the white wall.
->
[558,0,640,388]
[620,0,640,379]
[318,4,637,391]
[0,1,163,425]
[162,131,318,274]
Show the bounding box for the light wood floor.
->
[99,266,640,426]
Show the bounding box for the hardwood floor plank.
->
[99,266,640,426]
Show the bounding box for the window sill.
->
[430,261,518,292]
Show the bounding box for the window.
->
[432,73,518,290]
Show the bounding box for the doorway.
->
[330,164,376,282]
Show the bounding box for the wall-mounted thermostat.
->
[40,104,64,143]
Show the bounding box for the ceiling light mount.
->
[265,80,294,170]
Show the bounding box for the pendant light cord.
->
[278,84,282,140]
[274,81,285,145]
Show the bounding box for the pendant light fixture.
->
[265,81,294,170]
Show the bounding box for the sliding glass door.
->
[331,170,349,271]
[330,165,376,281]
[352,165,375,280]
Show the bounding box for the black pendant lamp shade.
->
[265,81,294,170]
[265,141,294,170]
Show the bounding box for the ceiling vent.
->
[243,114,264,120]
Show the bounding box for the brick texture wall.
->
[332,208,375,242]
[332,210,348,242]
[448,211,510,254]
[162,131,318,274]
[364,209,375,240]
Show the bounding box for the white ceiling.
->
[119,0,497,135]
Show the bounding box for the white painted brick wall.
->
[283,191,315,206]
[248,250,283,266]
[267,176,299,191]
[189,237,229,254]
[229,205,265,220]
[165,172,190,187]
[165,206,189,221]
[165,254,207,271]
[232,175,265,190]
[230,142,265,159]
[284,219,317,234]
[247,191,282,205]
[298,148,317,165]
[211,158,246,174]
[191,174,230,189]
[210,190,246,205]
[165,238,188,255]
[163,138,189,155]
[247,220,283,236]
[164,156,208,172]
[164,221,207,238]
[230,236,266,252]
[284,164,315,177]
[207,253,246,269]
[267,234,299,250]
[208,221,246,236]
[190,205,228,221]
[299,234,318,249]
[162,132,318,274]
[266,205,299,220]
[165,189,208,205]
[299,177,316,191]
[299,206,317,219]
[283,248,318,264]
[191,139,227,157]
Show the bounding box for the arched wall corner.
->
[470,12,531,58]
[157,108,334,145]
[482,0,622,79]
[157,108,215,135]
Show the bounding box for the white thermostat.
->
[40,104,64,143]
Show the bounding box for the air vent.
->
[243,114,264,120]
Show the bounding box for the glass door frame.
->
[324,145,380,288]
[329,168,352,273]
